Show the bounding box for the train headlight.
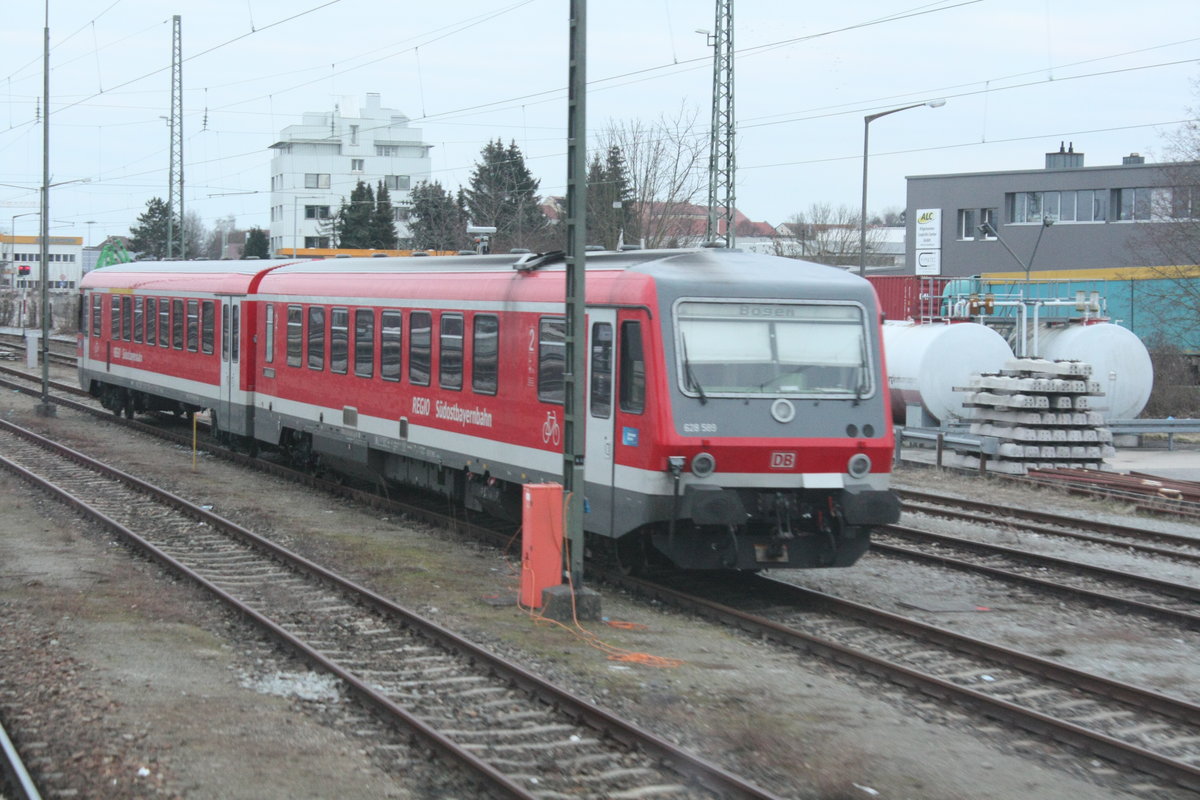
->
[691,452,716,478]
[847,453,871,478]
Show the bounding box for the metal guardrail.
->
[1106,419,1200,451]
[897,419,1200,464]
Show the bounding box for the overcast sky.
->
[1,0,1197,246]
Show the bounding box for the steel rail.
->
[613,571,1200,794]
[900,495,1200,565]
[897,487,1200,551]
[872,530,1200,629]
[0,417,780,800]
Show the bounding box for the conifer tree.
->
[463,139,549,253]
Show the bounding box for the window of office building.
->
[305,205,331,219]
[304,173,330,189]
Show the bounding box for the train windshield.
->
[674,301,871,398]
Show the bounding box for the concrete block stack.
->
[947,358,1116,475]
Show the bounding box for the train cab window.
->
[201,301,215,354]
[91,295,101,337]
[133,297,144,343]
[187,300,200,352]
[409,311,432,386]
[355,309,375,378]
[146,298,157,346]
[439,313,464,391]
[472,314,499,395]
[381,310,402,381]
[121,296,132,341]
[286,305,302,367]
[330,307,349,374]
[674,301,869,398]
[537,317,565,404]
[307,306,325,370]
[265,304,276,364]
[590,322,613,418]
[619,320,645,414]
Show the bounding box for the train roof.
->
[80,250,877,306]
[80,259,305,294]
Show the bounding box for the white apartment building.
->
[0,234,84,290]
[268,93,433,255]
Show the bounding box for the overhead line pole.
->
[563,0,588,593]
[37,0,54,418]
[705,0,735,248]
[167,15,184,259]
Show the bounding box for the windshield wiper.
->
[680,334,707,405]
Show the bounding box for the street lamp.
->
[7,211,40,292]
[858,100,945,276]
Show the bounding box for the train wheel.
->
[613,532,648,576]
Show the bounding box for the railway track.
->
[5,359,1199,795]
[0,334,76,369]
[873,525,1200,629]
[898,487,1200,564]
[0,415,778,800]
[618,570,1200,796]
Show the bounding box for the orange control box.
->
[521,483,564,608]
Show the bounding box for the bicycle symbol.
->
[541,411,561,446]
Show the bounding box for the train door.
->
[219,297,242,435]
[584,309,616,535]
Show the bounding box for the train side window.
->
[231,305,239,362]
[146,298,157,346]
[110,295,119,339]
[330,307,349,374]
[171,299,184,350]
[307,306,325,370]
[439,313,464,391]
[286,305,302,367]
[380,310,402,382]
[265,304,276,364]
[163,300,175,348]
[133,297,144,343]
[121,296,132,341]
[409,311,431,386]
[619,320,645,414]
[590,322,613,418]
[187,300,200,352]
[472,314,499,395]
[201,301,215,354]
[91,295,101,337]
[537,316,565,404]
[355,309,375,378]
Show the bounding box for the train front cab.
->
[591,265,902,572]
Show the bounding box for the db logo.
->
[769,451,796,469]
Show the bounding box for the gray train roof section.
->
[85,259,304,275]
[267,248,876,301]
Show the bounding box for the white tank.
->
[883,321,1015,425]
[1036,322,1153,420]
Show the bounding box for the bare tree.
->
[1130,80,1200,344]
[596,105,708,249]
[774,203,882,267]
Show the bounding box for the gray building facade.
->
[905,145,1196,278]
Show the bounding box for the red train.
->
[78,248,900,570]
